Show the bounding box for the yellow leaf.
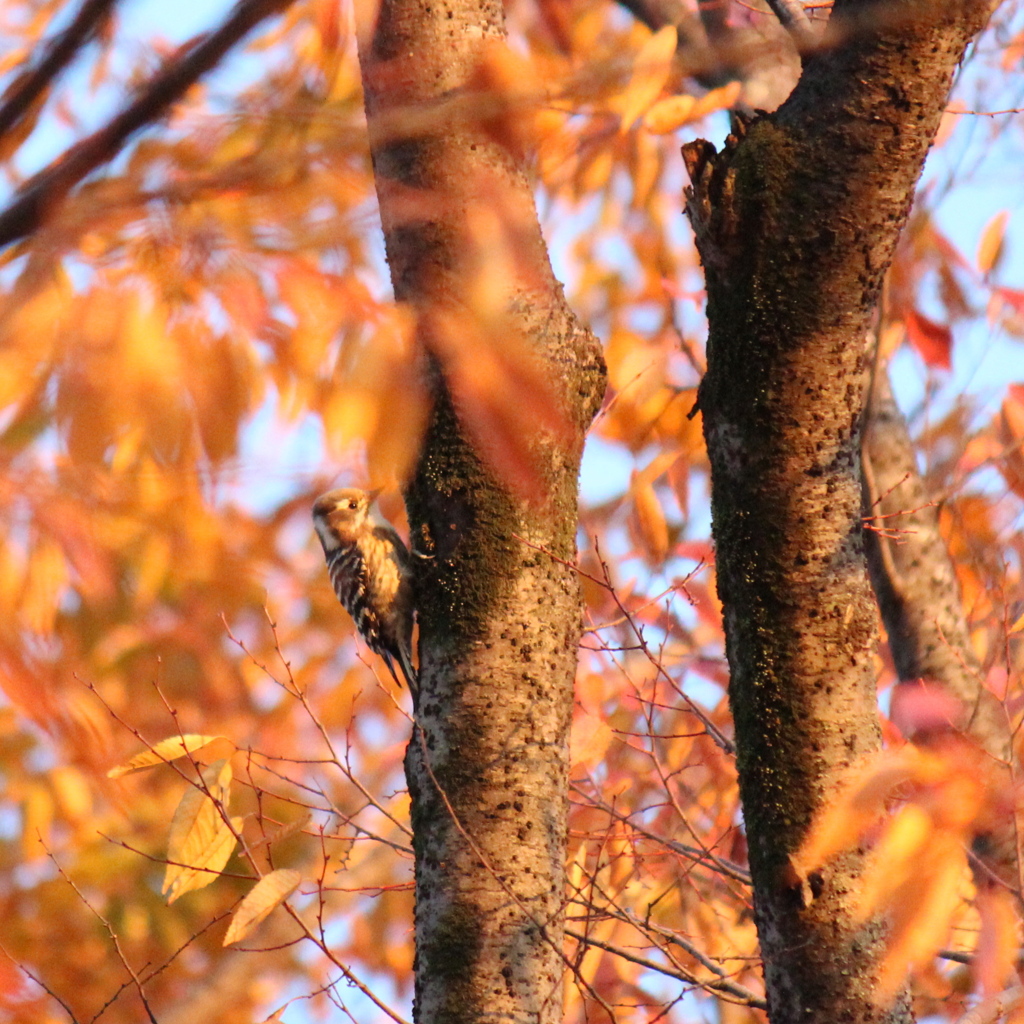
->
[977,211,1009,276]
[134,534,172,605]
[223,869,302,946]
[108,735,228,778]
[566,841,589,899]
[22,784,53,862]
[164,760,239,903]
[630,128,661,208]
[642,94,697,134]
[616,26,678,129]
[20,538,66,634]
[575,142,615,197]
[50,766,92,823]
[321,307,428,482]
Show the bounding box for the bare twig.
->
[571,782,751,885]
[46,847,160,1023]
[592,537,734,754]
[564,927,766,1008]
[0,940,78,1022]
[953,987,1024,1024]
[0,0,299,249]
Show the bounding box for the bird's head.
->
[312,488,378,551]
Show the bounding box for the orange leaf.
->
[977,211,1009,276]
[873,833,967,1002]
[570,714,615,773]
[629,474,669,564]
[688,81,742,120]
[615,26,677,129]
[426,307,574,503]
[642,94,697,135]
[974,889,1020,995]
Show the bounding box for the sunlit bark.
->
[684,2,1000,1021]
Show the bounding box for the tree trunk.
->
[683,2,998,1022]
[356,2,605,1022]
[862,366,1017,888]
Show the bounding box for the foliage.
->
[0,0,1022,1021]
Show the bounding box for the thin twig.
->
[47,847,160,1023]
[0,0,299,249]
[953,987,1023,1024]
[564,928,766,1008]
[572,782,751,885]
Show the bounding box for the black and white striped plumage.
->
[312,488,417,694]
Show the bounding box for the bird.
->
[312,488,418,695]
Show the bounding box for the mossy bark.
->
[683,2,998,1021]
[357,1,605,1021]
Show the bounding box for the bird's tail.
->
[397,644,419,697]
[383,647,419,697]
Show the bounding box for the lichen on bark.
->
[683,2,999,1021]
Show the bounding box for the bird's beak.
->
[367,487,383,502]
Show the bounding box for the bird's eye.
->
[348,500,358,510]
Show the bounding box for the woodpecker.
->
[312,488,417,694]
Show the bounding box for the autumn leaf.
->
[0,0,1016,1016]
[614,26,677,129]
[996,385,1024,499]
[905,309,953,370]
[425,305,574,503]
[688,82,742,120]
[977,211,1009,276]
[570,714,615,773]
[223,869,302,945]
[108,734,230,777]
[642,94,696,134]
[794,741,1009,1003]
[163,760,240,903]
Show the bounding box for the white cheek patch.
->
[314,519,341,552]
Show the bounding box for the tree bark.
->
[357,2,605,1023]
[862,366,1016,887]
[683,1,998,1021]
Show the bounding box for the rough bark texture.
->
[683,2,998,1022]
[357,2,605,1023]
[862,367,1016,885]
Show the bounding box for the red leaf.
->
[994,287,1024,314]
[905,310,952,370]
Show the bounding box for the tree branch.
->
[0,0,119,145]
[763,0,817,50]
[861,363,1016,888]
[0,0,298,251]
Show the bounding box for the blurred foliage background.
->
[0,0,1023,1020]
